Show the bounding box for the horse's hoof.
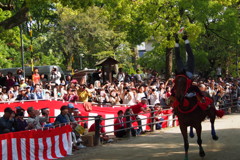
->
[212,135,219,141]
[189,133,194,138]
[199,151,205,157]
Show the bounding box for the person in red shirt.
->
[128,97,150,133]
[32,67,40,85]
[114,110,126,138]
[88,115,109,142]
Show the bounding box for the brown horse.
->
[174,75,218,160]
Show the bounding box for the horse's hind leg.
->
[195,124,205,158]
[180,125,189,160]
[209,107,219,140]
[189,126,194,138]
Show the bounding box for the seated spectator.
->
[1,86,9,101]
[128,97,150,133]
[63,88,79,102]
[16,87,30,100]
[114,110,126,138]
[19,78,27,88]
[7,87,15,102]
[89,115,110,142]
[73,108,87,128]
[0,107,15,134]
[153,103,164,130]
[67,103,77,122]
[26,107,49,129]
[124,108,138,136]
[15,108,30,131]
[54,105,85,150]
[25,86,35,100]
[40,108,50,126]
[54,105,70,125]
[33,84,44,100]
[13,82,20,99]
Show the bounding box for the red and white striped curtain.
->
[0,125,72,160]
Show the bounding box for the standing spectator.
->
[216,64,222,78]
[135,69,143,82]
[0,72,6,86]
[26,107,49,129]
[92,69,101,83]
[0,107,15,134]
[77,85,91,102]
[114,110,126,138]
[117,68,125,82]
[32,67,41,85]
[50,66,61,85]
[65,75,72,86]
[40,74,47,88]
[15,69,24,83]
[5,72,15,90]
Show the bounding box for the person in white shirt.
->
[117,68,125,82]
[136,86,146,103]
[148,88,160,105]
[50,66,61,85]
[122,87,136,105]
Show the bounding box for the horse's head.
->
[174,75,188,104]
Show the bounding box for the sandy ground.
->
[62,113,240,160]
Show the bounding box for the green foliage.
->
[0,0,239,78]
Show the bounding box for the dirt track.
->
[62,113,240,160]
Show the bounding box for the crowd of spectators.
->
[1,67,240,110]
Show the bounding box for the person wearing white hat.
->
[128,97,150,134]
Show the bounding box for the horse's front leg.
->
[180,124,189,160]
[195,124,205,158]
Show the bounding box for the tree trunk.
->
[0,3,29,32]
[165,47,173,79]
